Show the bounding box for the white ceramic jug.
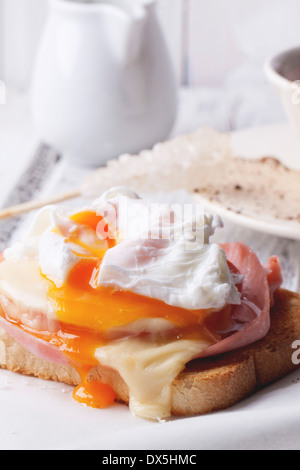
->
[31,0,178,166]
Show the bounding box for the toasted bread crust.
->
[0,288,299,416]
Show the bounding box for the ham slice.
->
[265,255,283,300]
[0,313,69,365]
[198,242,282,358]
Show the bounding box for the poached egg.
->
[0,188,243,419]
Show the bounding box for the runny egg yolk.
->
[1,211,223,410]
[47,259,217,408]
[70,211,103,231]
[46,210,218,409]
[57,210,231,408]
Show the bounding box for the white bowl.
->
[265,47,300,138]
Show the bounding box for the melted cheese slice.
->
[96,337,210,420]
[0,259,54,317]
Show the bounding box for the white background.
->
[1,0,300,90]
[0,1,300,450]
[0,0,298,203]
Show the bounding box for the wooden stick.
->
[0,188,82,220]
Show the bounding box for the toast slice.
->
[0,288,299,417]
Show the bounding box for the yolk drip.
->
[73,382,116,408]
[52,210,119,407]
